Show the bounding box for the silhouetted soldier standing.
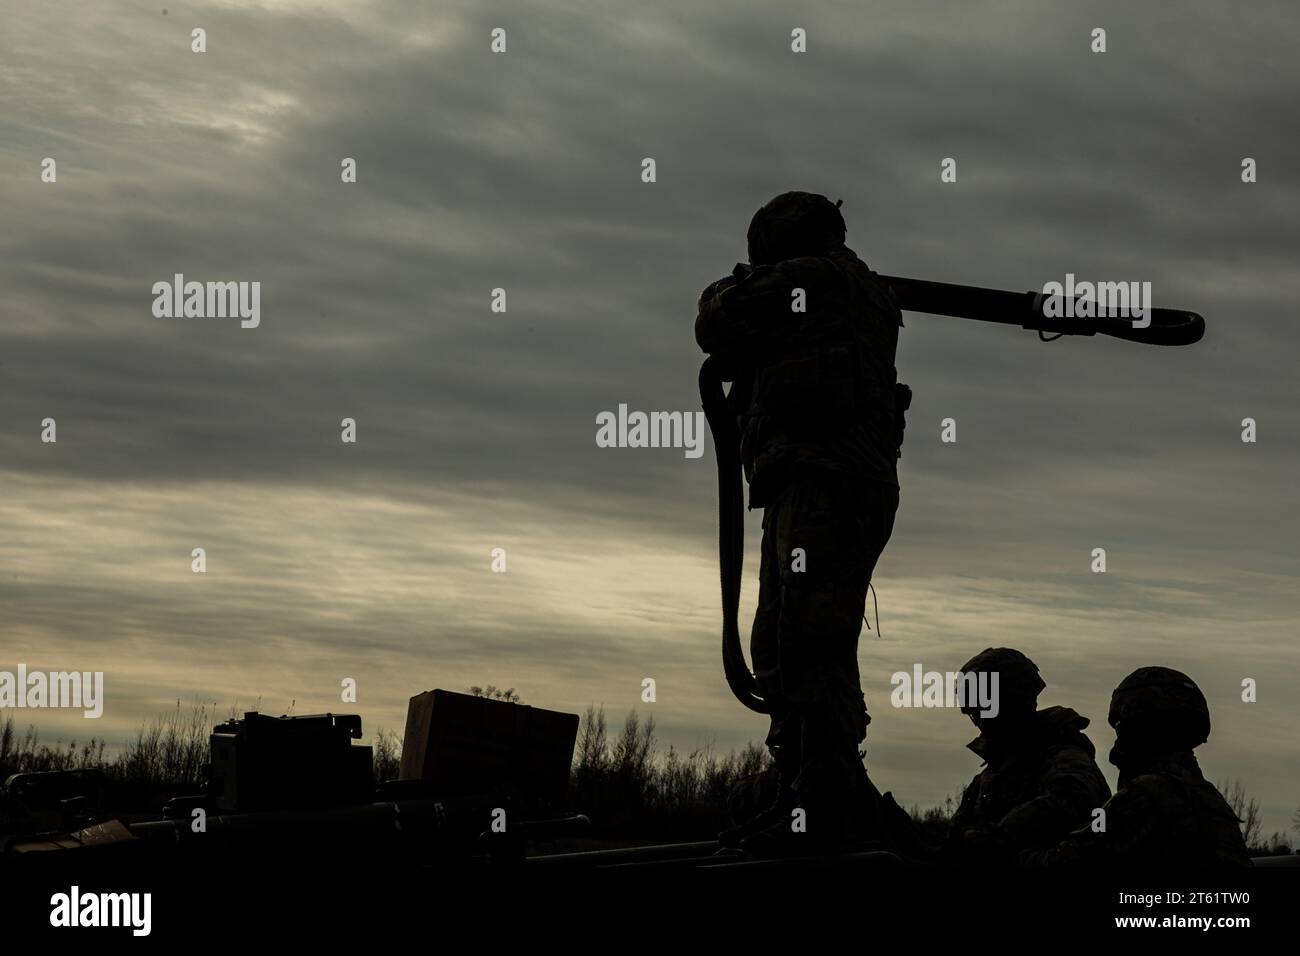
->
[696,191,905,850]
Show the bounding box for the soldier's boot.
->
[718,744,800,848]
[878,790,939,862]
[740,691,882,856]
[738,748,883,857]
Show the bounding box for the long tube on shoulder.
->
[877,274,1205,346]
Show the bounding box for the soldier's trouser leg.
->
[754,477,898,830]
[715,535,798,846]
[751,498,799,789]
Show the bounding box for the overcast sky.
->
[2,0,1297,839]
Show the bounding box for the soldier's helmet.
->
[958,647,1046,717]
[746,191,848,266]
[1108,666,1211,751]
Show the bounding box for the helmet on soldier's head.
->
[746,191,848,266]
[958,647,1046,717]
[1108,666,1210,751]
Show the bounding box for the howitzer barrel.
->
[878,275,1205,346]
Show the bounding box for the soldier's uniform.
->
[949,705,1113,863]
[946,647,1112,865]
[1023,667,1251,868]
[695,192,903,844]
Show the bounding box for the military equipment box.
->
[209,712,373,812]
[399,689,578,811]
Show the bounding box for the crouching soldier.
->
[1022,666,1251,868]
[946,647,1111,866]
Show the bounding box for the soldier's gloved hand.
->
[699,275,740,305]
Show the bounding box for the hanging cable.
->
[862,582,883,639]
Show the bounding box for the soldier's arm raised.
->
[694,261,817,360]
